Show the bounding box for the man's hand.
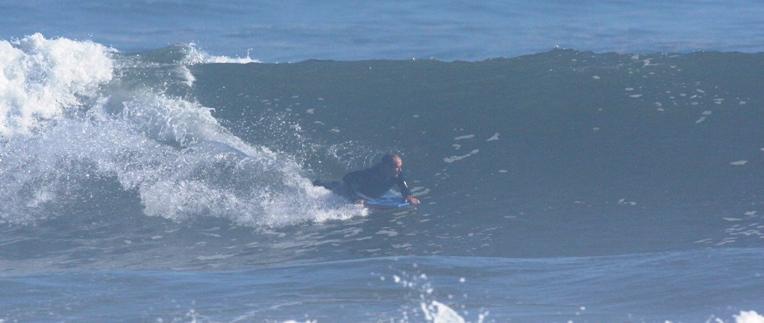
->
[405,195,420,206]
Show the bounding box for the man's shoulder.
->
[344,167,369,179]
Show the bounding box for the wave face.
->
[191,50,764,256]
[1,35,763,321]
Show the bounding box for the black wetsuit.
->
[341,165,412,199]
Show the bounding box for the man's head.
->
[379,153,403,178]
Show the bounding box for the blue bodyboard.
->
[313,180,412,210]
[364,192,411,209]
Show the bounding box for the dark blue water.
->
[2,1,764,322]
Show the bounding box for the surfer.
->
[314,153,421,206]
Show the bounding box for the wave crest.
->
[0,33,113,137]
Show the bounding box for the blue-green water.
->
[2,2,764,322]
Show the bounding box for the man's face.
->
[384,157,403,178]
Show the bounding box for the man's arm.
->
[397,177,412,197]
[397,176,420,205]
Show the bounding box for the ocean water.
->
[3,0,764,61]
[2,1,764,322]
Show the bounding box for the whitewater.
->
[2,1,764,321]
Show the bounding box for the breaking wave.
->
[0,34,363,227]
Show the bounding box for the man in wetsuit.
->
[315,153,421,206]
[343,153,421,206]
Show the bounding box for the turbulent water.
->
[2,30,764,323]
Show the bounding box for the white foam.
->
[181,43,259,65]
[178,65,196,87]
[486,132,500,141]
[0,33,114,137]
[454,134,475,141]
[443,149,479,163]
[376,229,398,237]
[2,93,365,226]
[618,198,637,206]
[735,311,764,323]
[195,254,234,261]
[421,301,466,323]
